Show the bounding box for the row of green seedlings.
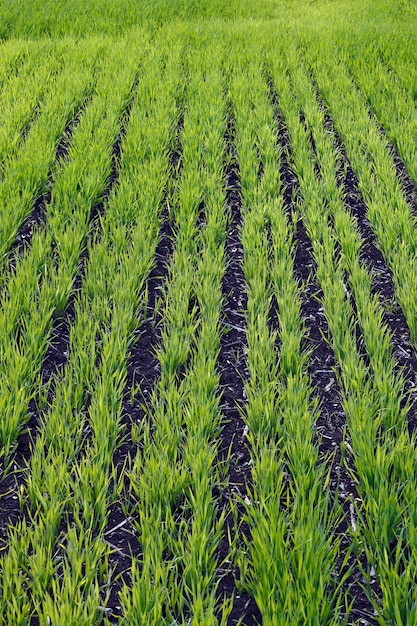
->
[0,41,36,93]
[270,36,417,624]
[119,46,233,625]
[0,43,181,624]
[0,37,144,469]
[227,47,345,624]
[340,40,417,187]
[0,38,111,270]
[0,40,70,166]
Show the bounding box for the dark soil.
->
[215,120,261,626]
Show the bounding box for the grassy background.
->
[0,0,415,40]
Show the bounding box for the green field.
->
[1,0,417,623]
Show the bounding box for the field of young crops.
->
[1,0,417,623]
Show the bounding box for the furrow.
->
[215,114,258,625]
[267,90,368,622]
